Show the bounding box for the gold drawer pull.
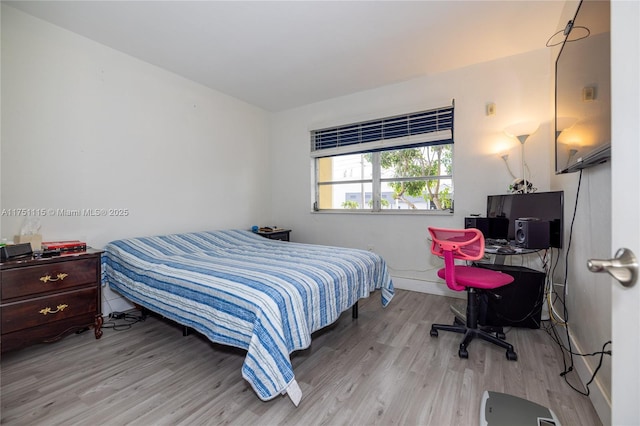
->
[39,304,69,315]
[40,273,69,283]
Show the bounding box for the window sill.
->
[311,209,454,216]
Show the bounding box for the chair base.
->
[430,322,517,360]
[450,304,505,337]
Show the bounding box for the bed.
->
[101,229,394,405]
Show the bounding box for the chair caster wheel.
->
[458,347,469,358]
[430,329,439,337]
[506,351,518,361]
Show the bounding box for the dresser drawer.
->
[1,257,99,300]
[1,287,98,334]
[1,313,99,352]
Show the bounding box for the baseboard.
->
[391,275,464,299]
[568,332,611,426]
[102,296,135,317]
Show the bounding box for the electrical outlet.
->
[486,102,496,116]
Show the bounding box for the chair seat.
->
[437,265,514,290]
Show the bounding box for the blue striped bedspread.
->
[101,229,394,403]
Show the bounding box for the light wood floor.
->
[1,289,601,425]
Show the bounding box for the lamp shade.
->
[504,121,540,142]
[556,117,578,132]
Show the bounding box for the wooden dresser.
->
[1,249,103,353]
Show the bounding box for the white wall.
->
[1,6,271,313]
[270,48,554,295]
[548,1,612,422]
[552,163,612,421]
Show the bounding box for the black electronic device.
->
[0,243,33,261]
[486,191,563,248]
[465,217,509,240]
[476,263,546,329]
[465,217,491,237]
[41,248,61,258]
[555,0,611,174]
[515,219,550,249]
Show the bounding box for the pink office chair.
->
[428,227,518,360]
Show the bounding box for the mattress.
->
[101,229,394,405]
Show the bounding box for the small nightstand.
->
[256,229,291,241]
[0,248,103,352]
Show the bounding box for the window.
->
[311,103,454,212]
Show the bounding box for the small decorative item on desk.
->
[509,178,536,194]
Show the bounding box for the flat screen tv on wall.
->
[555,0,611,174]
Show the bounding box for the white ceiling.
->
[5,1,566,112]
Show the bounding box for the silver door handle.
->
[587,248,638,287]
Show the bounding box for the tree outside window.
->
[312,103,454,212]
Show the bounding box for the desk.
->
[484,245,540,265]
[447,237,547,328]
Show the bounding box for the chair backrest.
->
[428,227,485,291]
[428,227,485,260]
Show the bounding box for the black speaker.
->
[465,217,509,239]
[465,217,491,237]
[476,263,546,328]
[514,219,550,249]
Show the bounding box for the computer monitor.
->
[486,191,564,248]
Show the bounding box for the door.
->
[610,2,639,424]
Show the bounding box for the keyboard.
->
[485,238,509,246]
